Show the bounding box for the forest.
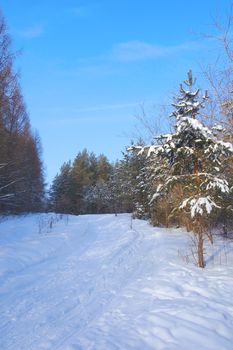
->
[0,8,233,268]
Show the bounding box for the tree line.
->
[0,13,44,213]
[49,149,135,215]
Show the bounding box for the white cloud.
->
[18,24,45,39]
[110,40,202,62]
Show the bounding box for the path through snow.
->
[0,214,233,349]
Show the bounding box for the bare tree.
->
[0,11,45,213]
[201,5,233,136]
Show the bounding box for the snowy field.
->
[0,213,233,350]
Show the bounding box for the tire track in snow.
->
[0,218,93,350]
[52,219,146,350]
[1,215,149,350]
[7,216,145,350]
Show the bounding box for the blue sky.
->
[1,0,231,184]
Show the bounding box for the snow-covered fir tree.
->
[84,181,111,214]
[121,144,151,217]
[137,70,233,267]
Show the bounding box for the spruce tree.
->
[50,162,73,213]
[138,70,233,267]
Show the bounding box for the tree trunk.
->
[197,231,205,268]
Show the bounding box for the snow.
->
[180,196,221,218]
[218,140,233,153]
[147,145,158,157]
[0,213,233,349]
[176,117,212,140]
[189,196,221,218]
[206,177,229,193]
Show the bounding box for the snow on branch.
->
[206,177,230,193]
[180,196,221,218]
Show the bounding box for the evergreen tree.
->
[96,154,112,183]
[50,150,114,214]
[121,144,149,217]
[50,162,73,213]
[137,70,233,267]
[84,182,111,213]
[71,149,93,213]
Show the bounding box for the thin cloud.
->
[75,39,203,67]
[73,102,142,113]
[56,100,162,114]
[18,24,45,39]
[68,6,88,17]
[53,64,119,78]
[47,100,166,116]
[42,112,134,127]
[43,102,142,123]
[43,100,166,127]
[110,40,202,62]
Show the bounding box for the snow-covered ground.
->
[0,213,233,350]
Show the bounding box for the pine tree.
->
[96,154,112,183]
[84,182,111,213]
[50,162,73,213]
[138,70,233,267]
[125,143,150,218]
[50,150,115,215]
